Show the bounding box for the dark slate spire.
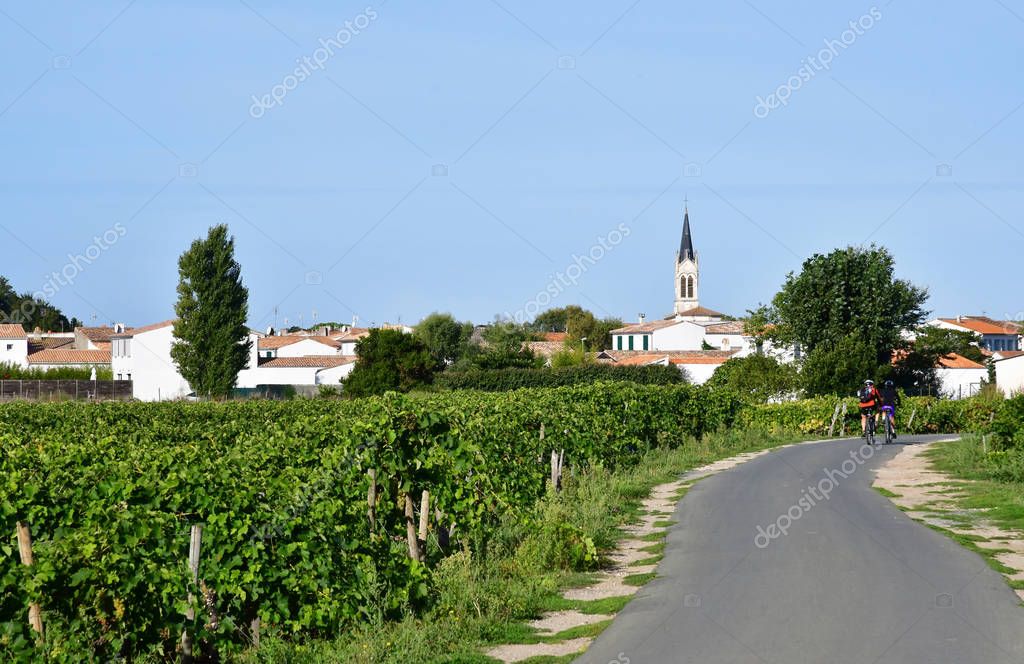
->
[679,206,695,262]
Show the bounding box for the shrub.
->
[991,395,1024,450]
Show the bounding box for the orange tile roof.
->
[614,353,670,366]
[938,317,1020,335]
[676,306,727,318]
[543,332,568,342]
[113,320,175,337]
[259,356,356,368]
[0,324,27,339]
[76,326,118,342]
[27,349,111,365]
[603,350,738,365]
[258,336,340,350]
[668,351,738,365]
[994,350,1024,361]
[332,328,371,343]
[705,321,746,334]
[937,353,985,369]
[28,337,74,353]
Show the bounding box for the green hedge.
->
[433,364,685,392]
[736,394,1004,437]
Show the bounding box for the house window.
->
[628,336,634,350]
[617,336,622,351]
[127,374,131,381]
[642,335,649,350]
[5,344,11,351]
[117,374,122,380]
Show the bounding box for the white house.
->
[934,353,988,399]
[257,335,340,360]
[0,324,28,368]
[111,321,192,401]
[925,316,1021,353]
[236,355,356,388]
[994,351,1024,396]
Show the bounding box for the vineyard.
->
[0,385,1005,661]
[0,383,741,661]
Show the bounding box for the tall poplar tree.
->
[170,225,251,399]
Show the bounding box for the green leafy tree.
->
[0,275,82,332]
[170,225,252,399]
[414,312,473,366]
[705,354,800,402]
[343,328,438,396]
[754,245,928,394]
[530,306,580,333]
[472,322,539,370]
[801,334,880,396]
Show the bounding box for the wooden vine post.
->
[16,522,43,638]
[404,494,424,562]
[367,468,377,531]
[418,490,430,544]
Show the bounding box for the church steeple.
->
[679,206,695,262]
[674,203,699,315]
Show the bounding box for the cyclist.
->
[858,379,881,438]
[879,379,900,440]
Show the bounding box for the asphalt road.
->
[578,435,1024,664]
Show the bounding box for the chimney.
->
[957,315,963,323]
[638,313,646,324]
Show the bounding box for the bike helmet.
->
[884,380,894,388]
[864,379,874,386]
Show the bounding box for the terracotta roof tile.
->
[938,317,1021,336]
[28,337,74,353]
[994,350,1024,361]
[675,306,727,318]
[543,332,568,342]
[259,356,356,368]
[937,353,986,369]
[113,320,174,337]
[76,326,118,342]
[704,321,746,334]
[27,349,111,365]
[0,324,27,339]
[258,336,340,350]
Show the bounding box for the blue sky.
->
[1,1,1021,331]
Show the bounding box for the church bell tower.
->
[674,205,699,315]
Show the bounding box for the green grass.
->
[235,428,808,663]
[874,487,900,498]
[623,572,657,586]
[927,437,1024,533]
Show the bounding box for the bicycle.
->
[880,405,895,445]
[863,407,877,446]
